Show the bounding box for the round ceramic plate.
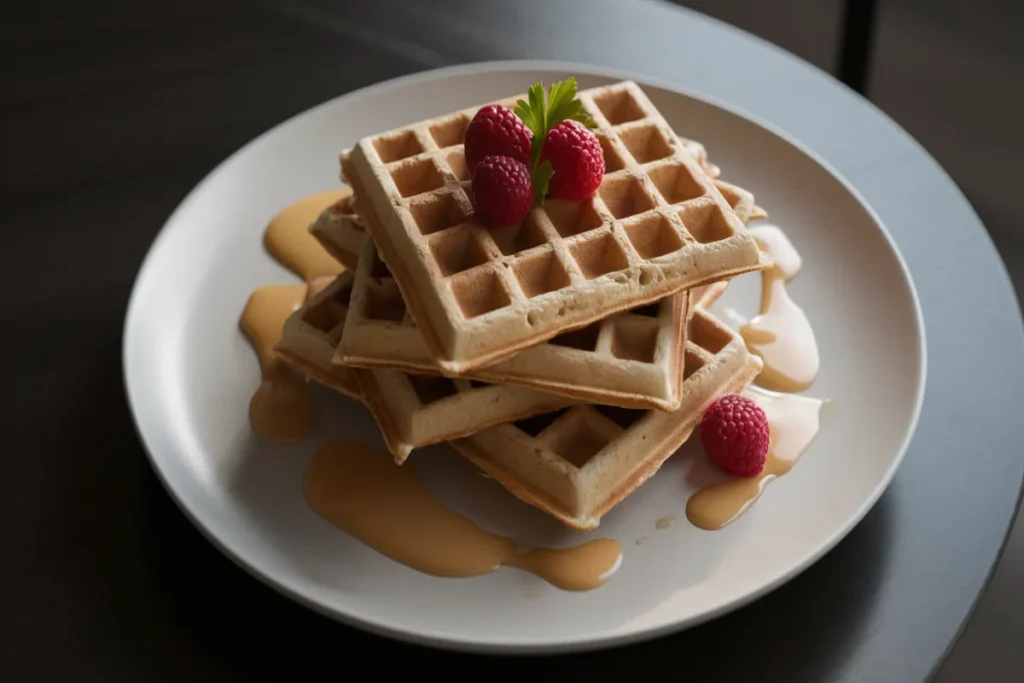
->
[123,63,925,653]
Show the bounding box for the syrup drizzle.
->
[305,440,622,591]
[242,191,349,440]
[740,225,820,392]
[240,284,316,441]
[263,189,348,281]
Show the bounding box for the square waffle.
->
[451,305,763,531]
[312,166,762,411]
[333,238,689,411]
[341,80,768,372]
[275,273,577,463]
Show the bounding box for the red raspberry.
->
[540,120,605,201]
[464,105,532,173]
[471,155,533,227]
[699,394,771,477]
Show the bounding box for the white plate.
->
[123,62,925,653]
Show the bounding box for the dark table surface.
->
[3,0,1024,681]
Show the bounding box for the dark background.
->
[2,0,1021,680]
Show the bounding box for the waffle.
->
[341,80,768,372]
[451,306,763,531]
[275,273,577,463]
[334,238,690,410]
[276,273,749,529]
[276,274,362,401]
[316,176,759,411]
[307,189,365,271]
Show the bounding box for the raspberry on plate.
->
[471,155,534,228]
[540,119,605,201]
[464,105,532,173]
[699,394,771,477]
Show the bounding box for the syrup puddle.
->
[241,192,351,441]
[240,284,316,441]
[686,388,825,530]
[264,189,348,281]
[741,225,819,392]
[305,440,622,591]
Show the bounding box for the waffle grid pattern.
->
[308,192,366,271]
[276,273,576,463]
[275,274,362,400]
[344,81,764,371]
[319,171,764,264]
[336,237,689,410]
[450,306,763,531]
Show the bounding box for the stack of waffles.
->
[277,81,769,531]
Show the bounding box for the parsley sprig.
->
[514,77,597,205]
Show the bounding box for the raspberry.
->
[471,155,534,227]
[699,394,771,477]
[540,120,605,201]
[464,105,532,173]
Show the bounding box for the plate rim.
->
[122,59,928,654]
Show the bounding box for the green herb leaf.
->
[532,161,554,206]
[514,99,535,134]
[546,78,577,117]
[551,100,597,130]
[547,77,597,130]
[514,92,540,138]
[511,77,595,206]
[516,81,548,135]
